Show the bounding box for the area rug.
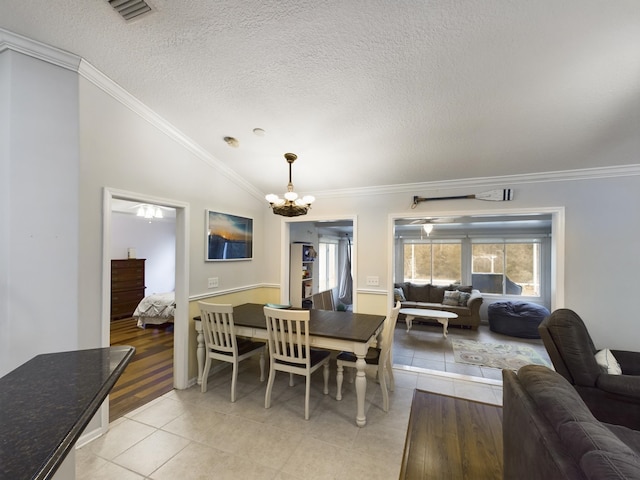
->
[452,339,550,371]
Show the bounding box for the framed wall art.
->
[205,210,253,261]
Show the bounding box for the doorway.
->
[282,216,356,310]
[102,188,190,428]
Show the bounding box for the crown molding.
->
[77,59,265,201]
[312,164,640,199]
[0,27,264,202]
[4,27,639,203]
[0,27,81,71]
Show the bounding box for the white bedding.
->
[134,292,176,328]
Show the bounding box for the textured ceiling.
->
[1,1,639,197]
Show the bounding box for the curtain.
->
[338,236,352,305]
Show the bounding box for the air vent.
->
[109,0,152,21]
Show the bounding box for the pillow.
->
[594,349,622,375]
[457,291,471,306]
[429,284,448,303]
[393,287,406,302]
[442,290,460,306]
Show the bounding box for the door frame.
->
[387,205,565,311]
[101,187,190,428]
[281,215,357,311]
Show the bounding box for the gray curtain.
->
[338,236,352,305]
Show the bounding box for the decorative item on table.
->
[265,153,315,217]
[303,246,317,261]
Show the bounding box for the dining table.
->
[193,303,386,427]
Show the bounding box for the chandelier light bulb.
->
[266,153,315,217]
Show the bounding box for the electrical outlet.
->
[366,276,379,286]
[207,277,219,288]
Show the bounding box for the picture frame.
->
[205,210,253,261]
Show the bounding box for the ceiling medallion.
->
[265,153,315,217]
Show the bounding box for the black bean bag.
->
[488,301,550,338]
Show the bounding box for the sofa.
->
[393,282,483,330]
[503,365,640,479]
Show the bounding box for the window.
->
[318,240,338,291]
[471,241,541,296]
[403,241,461,285]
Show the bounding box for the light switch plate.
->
[366,276,379,286]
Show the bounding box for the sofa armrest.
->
[612,350,640,375]
[596,373,640,399]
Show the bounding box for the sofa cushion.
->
[442,290,460,306]
[457,291,471,306]
[559,421,638,462]
[409,283,430,302]
[518,365,597,426]
[393,287,406,302]
[450,284,473,294]
[429,284,448,303]
[581,450,640,479]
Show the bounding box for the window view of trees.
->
[404,243,461,285]
[472,242,540,296]
[402,239,541,296]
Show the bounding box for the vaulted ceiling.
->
[2,1,639,197]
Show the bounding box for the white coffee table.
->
[399,308,458,337]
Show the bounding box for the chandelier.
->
[136,204,163,219]
[265,153,315,217]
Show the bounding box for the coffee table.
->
[400,308,458,337]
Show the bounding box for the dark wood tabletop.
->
[202,303,386,343]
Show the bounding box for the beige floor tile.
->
[84,418,156,460]
[112,430,191,476]
[128,396,188,428]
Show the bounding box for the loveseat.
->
[393,282,483,330]
[503,365,640,479]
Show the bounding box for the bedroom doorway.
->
[108,198,177,421]
[102,188,190,425]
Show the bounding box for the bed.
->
[133,292,176,328]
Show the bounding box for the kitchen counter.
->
[0,346,135,480]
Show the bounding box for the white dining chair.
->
[335,301,401,412]
[263,306,330,420]
[199,302,265,402]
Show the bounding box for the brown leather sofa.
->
[539,308,640,430]
[393,282,483,329]
[503,365,640,479]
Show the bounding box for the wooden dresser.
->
[111,259,146,320]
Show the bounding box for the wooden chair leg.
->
[336,362,344,401]
[304,376,311,420]
[201,357,211,393]
[323,362,329,395]
[265,367,276,409]
[259,351,265,382]
[231,361,238,403]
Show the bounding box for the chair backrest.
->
[538,308,600,386]
[263,306,311,368]
[378,301,401,358]
[199,302,237,354]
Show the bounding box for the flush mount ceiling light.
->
[265,153,315,217]
[136,204,163,219]
[423,224,433,236]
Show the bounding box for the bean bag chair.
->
[488,301,550,338]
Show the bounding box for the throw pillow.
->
[442,290,460,306]
[457,291,471,306]
[594,349,622,375]
[393,287,406,302]
[430,284,448,303]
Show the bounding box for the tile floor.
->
[76,322,546,479]
[393,319,551,381]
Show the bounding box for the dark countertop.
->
[0,346,135,480]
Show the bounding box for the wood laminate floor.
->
[109,317,174,422]
[400,389,503,479]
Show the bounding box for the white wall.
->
[263,174,640,352]
[111,212,176,294]
[76,68,268,349]
[0,50,80,376]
